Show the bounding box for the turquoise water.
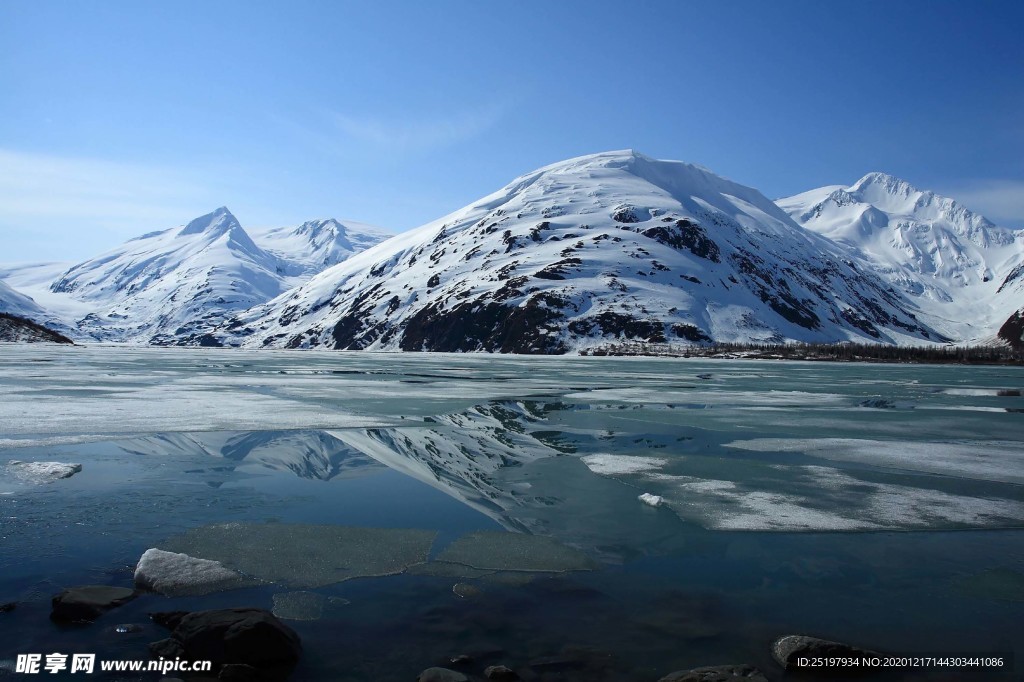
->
[0,346,1022,680]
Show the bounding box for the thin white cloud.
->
[327,103,505,152]
[0,149,215,233]
[942,179,1024,229]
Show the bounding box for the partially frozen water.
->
[1,345,1022,680]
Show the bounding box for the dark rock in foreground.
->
[0,313,74,344]
[772,634,879,671]
[658,664,768,681]
[484,664,520,680]
[417,668,469,682]
[51,586,137,623]
[150,608,301,680]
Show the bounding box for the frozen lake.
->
[1,345,1023,680]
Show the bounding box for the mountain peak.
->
[179,207,240,237]
[850,172,919,198]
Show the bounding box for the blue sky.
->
[2,0,1022,261]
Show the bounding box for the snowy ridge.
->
[779,173,1024,342]
[249,219,393,282]
[45,207,286,344]
[0,279,75,338]
[0,279,50,321]
[1,209,390,344]
[223,150,938,352]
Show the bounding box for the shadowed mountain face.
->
[223,151,938,353]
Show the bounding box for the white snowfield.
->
[779,173,1024,343]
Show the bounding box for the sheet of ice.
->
[581,454,668,475]
[565,388,847,407]
[272,591,327,621]
[626,466,1024,531]
[162,523,437,588]
[134,548,259,597]
[723,438,1024,484]
[638,493,663,507]
[435,531,596,572]
[6,460,81,483]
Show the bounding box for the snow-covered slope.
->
[0,313,74,344]
[1,211,392,344]
[0,278,77,338]
[779,173,1024,342]
[249,219,393,282]
[0,279,50,320]
[222,151,938,352]
[40,207,287,344]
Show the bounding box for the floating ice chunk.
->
[723,437,1024,484]
[435,531,595,573]
[7,460,81,483]
[134,548,259,597]
[580,454,667,475]
[272,591,326,620]
[638,493,663,507]
[163,523,437,588]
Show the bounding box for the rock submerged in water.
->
[417,668,469,682]
[658,664,767,681]
[51,585,137,623]
[271,591,326,621]
[484,664,520,680]
[149,608,301,681]
[134,548,259,597]
[7,460,82,483]
[772,634,879,670]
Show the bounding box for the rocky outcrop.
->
[51,586,136,623]
[0,313,74,344]
[149,608,301,680]
[658,665,768,682]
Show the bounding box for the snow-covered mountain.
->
[41,207,286,344]
[0,312,74,344]
[779,173,1024,342]
[0,279,50,321]
[0,278,77,338]
[0,210,392,344]
[249,219,393,281]
[0,279,74,343]
[221,150,939,352]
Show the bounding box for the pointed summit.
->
[850,172,917,196]
[179,206,240,237]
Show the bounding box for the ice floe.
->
[134,548,259,596]
[6,460,81,483]
[723,437,1024,484]
[435,531,595,572]
[580,454,667,475]
[271,591,327,620]
[162,523,437,588]
[625,466,1024,531]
